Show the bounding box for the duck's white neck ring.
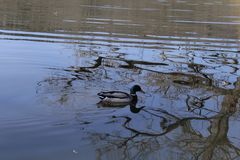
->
[130,94,136,96]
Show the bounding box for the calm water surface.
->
[0,0,240,159]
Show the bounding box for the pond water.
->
[0,0,240,159]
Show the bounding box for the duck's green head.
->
[130,85,145,95]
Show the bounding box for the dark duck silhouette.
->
[97,85,145,107]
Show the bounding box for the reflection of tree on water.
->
[36,50,240,159]
[180,92,239,160]
[91,92,240,160]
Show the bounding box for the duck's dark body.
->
[97,85,144,107]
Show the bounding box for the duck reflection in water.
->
[97,85,145,113]
[129,96,145,113]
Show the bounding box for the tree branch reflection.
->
[36,53,240,159]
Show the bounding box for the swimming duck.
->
[97,85,145,107]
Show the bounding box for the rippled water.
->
[0,0,240,159]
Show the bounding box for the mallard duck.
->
[97,85,145,107]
